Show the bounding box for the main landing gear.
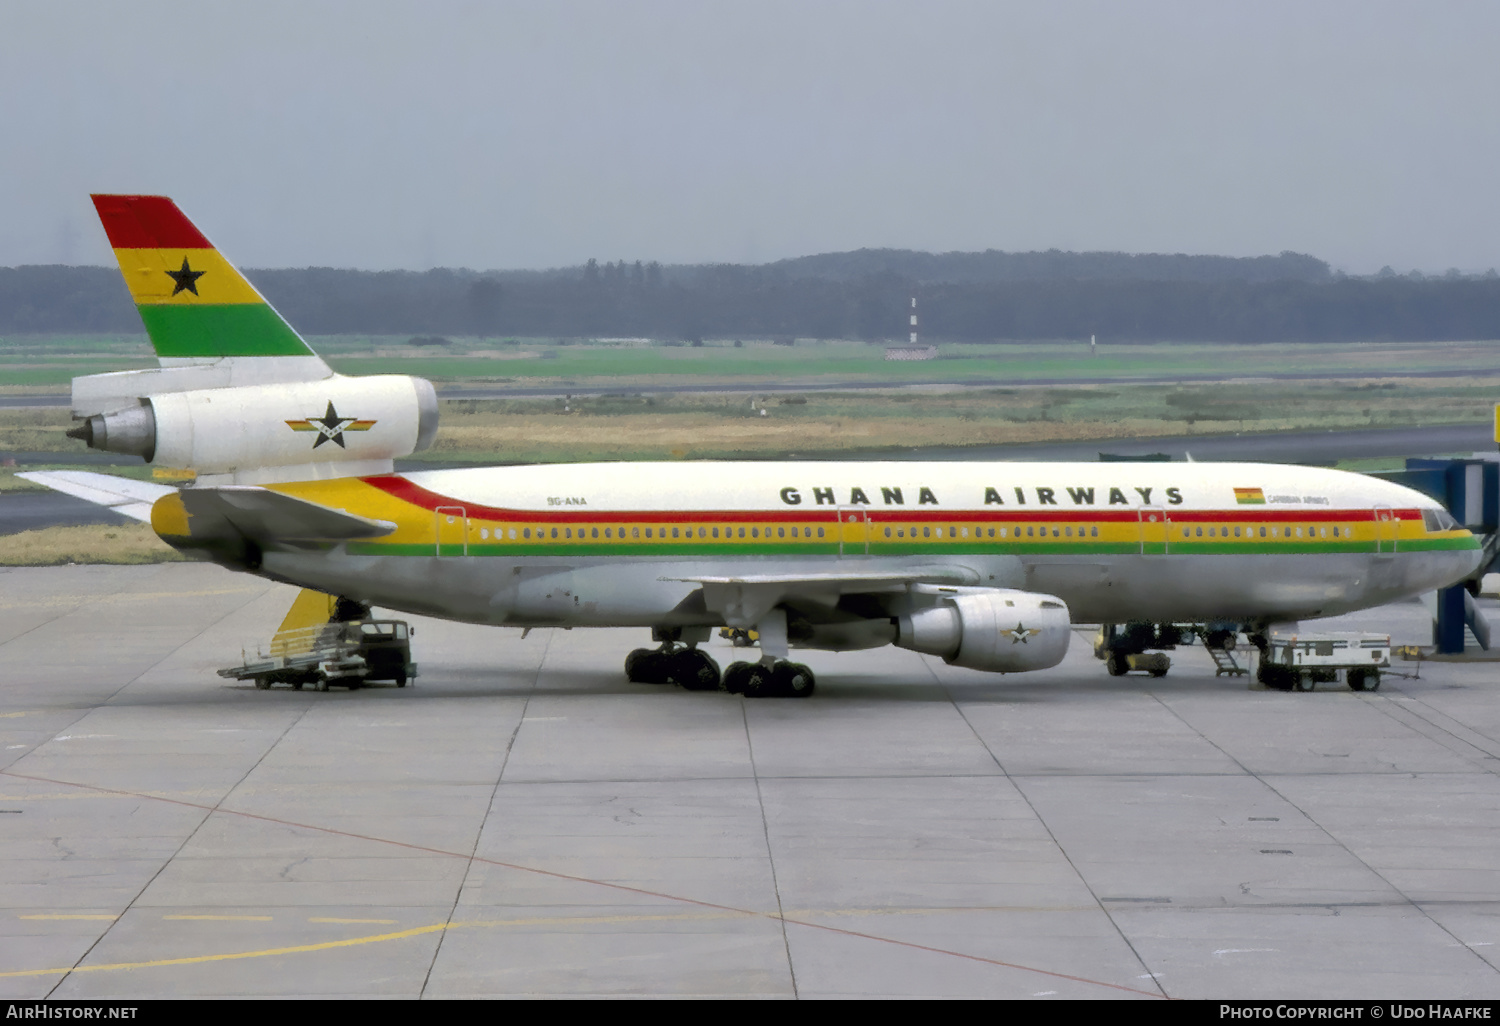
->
[624,644,722,691]
[721,660,815,698]
[624,628,816,698]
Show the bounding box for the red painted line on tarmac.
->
[0,768,1163,998]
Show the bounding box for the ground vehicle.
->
[219,619,417,691]
[1256,629,1390,691]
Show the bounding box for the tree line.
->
[3,250,1500,342]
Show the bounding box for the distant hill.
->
[763,248,1333,284]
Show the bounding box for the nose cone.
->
[1417,523,1484,593]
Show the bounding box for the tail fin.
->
[91,194,328,369]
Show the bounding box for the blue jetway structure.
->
[1372,458,1500,654]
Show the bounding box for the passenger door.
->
[435,505,468,557]
[1139,506,1168,555]
[837,507,869,557]
[1374,505,1397,556]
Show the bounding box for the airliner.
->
[22,196,1482,697]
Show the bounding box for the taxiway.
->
[1,562,1498,999]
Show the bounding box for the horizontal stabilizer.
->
[174,487,398,543]
[16,470,176,523]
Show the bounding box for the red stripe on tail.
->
[90,195,212,250]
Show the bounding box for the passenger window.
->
[1064,526,1072,537]
[1295,527,1302,537]
[924,526,931,538]
[962,527,969,538]
[645,528,653,538]
[1091,525,1098,537]
[671,527,679,538]
[778,527,785,538]
[1196,526,1202,537]
[1026,526,1033,537]
[592,527,599,539]
[1259,526,1265,537]
[738,527,745,538]
[988,527,995,538]
[817,527,824,538]
[509,528,517,540]
[632,527,639,539]
[936,528,943,539]
[551,528,558,539]
[885,527,891,538]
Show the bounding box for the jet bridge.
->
[1372,457,1499,655]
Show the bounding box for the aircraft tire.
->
[674,649,722,691]
[739,665,773,698]
[721,661,753,694]
[254,679,271,690]
[1257,664,1296,691]
[1148,665,1169,678]
[625,648,671,684]
[772,662,815,698]
[1105,651,1129,677]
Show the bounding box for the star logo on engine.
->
[285,401,376,449]
[1009,624,1036,644]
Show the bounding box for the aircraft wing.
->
[669,567,980,589]
[666,566,982,628]
[16,470,175,523]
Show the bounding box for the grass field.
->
[5,336,1497,562]
[3,374,1496,472]
[5,334,1500,390]
[0,523,184,565]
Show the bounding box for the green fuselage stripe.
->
[136,303,312,358]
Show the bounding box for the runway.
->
[2,562,1498,998]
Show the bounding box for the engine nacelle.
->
[894,588,1071,673]
[68,375,438,475]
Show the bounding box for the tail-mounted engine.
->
[894,587,1071,672]
[68,375,438,477]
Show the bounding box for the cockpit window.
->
[1422,509,1460,532]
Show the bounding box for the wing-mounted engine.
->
[893,587,1071,672]
[67,375,439,483]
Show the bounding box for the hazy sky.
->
[4,0,1498,273]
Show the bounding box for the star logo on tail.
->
[285,402,376,449]
[165,257,205,296]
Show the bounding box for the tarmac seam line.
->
[0,766,1163,998]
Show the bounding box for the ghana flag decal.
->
[90,195,315,359]
[1234,487,1267,505]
